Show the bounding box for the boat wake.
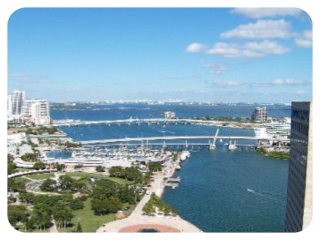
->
[246,188,279,201]
[157,129,175,135]
[247,188,264,196]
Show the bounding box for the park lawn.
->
[26,173,55,180]
[65,172,132,185]
[66,172,107,179]
[14,168,32,173]
[108,176,133,185]
[59,198,115,232]
[13,176,32,184]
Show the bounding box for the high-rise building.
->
[251,107,267,122]
[164,111,176,119]
[285,102,313,232]
[7,90,50,125]
[22,99,51,125]
[8,90,25,116]
[7,95,13,117]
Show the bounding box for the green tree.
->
[8,161,16,175]
[118,185,136,204]
[19,192,34,205]
[52,201,74,229]
[147,162,163,172]
[76,221,82,232]
[40,179,57,192]
[91,179,118,199]
[8,179,26,193]
[33,161,46,170]
[124,167,143,183]
[95,165,105,172]
[74,164,83,170]
[91,197,121,215]
[55,163,66,172]
[30,203,51,231]
[8,205,30,231]
[58,175,76,192]
[109,166,124,178]
[21,153,38,162]
[69,198,84,210]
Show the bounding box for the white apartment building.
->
[7,90,50,125]
[8,90,25,117]
[22,99,51,125]
[7,95,12,118]
[164,111,176,119]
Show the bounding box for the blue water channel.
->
[50,104,289,232]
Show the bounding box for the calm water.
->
[162,151,288,232]
[51,104,289,232]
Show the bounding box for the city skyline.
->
[8,8,312,103]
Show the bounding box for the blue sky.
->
[8,8,312,103]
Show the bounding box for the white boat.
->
[180,150,190,160]
[228,140,237,151]
[254,127,269,138]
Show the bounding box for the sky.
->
[7,8,312,103]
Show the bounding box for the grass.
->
[107,176,133,185]
[58,198,115,232]
[57,198,137,232]
[65,172,132,185]
[14,168,31,173]
[26,173,55,180]
[13,176,32,184]
[257,148,290,160]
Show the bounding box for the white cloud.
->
[8,71,52,83]
[212,80,240,86]
[205,40,288,58]
[221,19,292,39]
[244,40,289,55]
[295,30,312,48]
[204,63,229,74]
[272,78,301,85]
[186,42,206,53]
[296,90,306,95]
[206,42,239,57]
[230,8,302,19]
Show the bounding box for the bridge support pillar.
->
[162,141,167,149]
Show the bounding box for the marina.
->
[8,103,292,232]
[50,104,290,232]
[7,7,312,233]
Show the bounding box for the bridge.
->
[79,135,289,145]
[52,118,237,127]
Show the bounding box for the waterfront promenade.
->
[97,160,202,232]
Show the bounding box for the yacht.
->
[228,140,237,151]
[254,127,270,138]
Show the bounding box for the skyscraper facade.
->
[285,102,313,232]
[9,90,25,116]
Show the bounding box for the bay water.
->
[51,104,290,232]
